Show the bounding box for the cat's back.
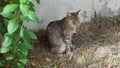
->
[47,20,63,32]
[46,19,64,44]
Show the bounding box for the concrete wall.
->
[23,0,120,32]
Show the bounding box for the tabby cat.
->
[46,10,80,55]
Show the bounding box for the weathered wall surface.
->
[23,0,120,32]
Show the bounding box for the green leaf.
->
[0,33,13,53]
[10,0,19,4]
[79,55,85,60]
[8,18,19,34]
[20,14,29,22]
[1,4,18,14]
[18,42,33,56]
[20,26,37,43]
[1,12,15,19]
[54,64,57,68]
[20,49,28,56]
[28,2,35,11]
[36,0,40,4]
[19,58,28,65]
[6,54,14,60]
[23,42,33,49]
[0,47,9,53]
[2,33,13,48]
[28,2,34,7]
[27,11,40,23]
[17,62,24,68]
[20,4,29,17]
[20,27,30,43]
[18,53,28,64]
[27,30,37,39]
[20,0,29,3]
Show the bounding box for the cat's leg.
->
[63,31,73,54]
[69,37,75,51]
[64,36,72,54]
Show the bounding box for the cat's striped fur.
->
[46,10,80,54]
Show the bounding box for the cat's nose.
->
[73,32,77,35]
[72,33,77,37]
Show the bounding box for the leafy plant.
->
[79,55,85,60]
[0,57,5,67]
[0,0,40,68]
[54,64,57,68]
[87,60,93,65]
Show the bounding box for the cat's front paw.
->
[66,51,73,60]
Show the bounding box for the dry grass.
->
[26,16,120,68]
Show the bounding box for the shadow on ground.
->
[26,16,120,68]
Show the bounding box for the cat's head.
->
[66,10,81,26]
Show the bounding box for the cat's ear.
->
[76,9,81,15]
[67,12,72,17]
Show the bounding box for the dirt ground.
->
[26,16,120,68]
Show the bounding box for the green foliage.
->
[0,0,40,68]
[54,64,57,68]
[1,4,18,14]
[8,18,19,34]
[0,58,5,67]
[79,55,85,60]
[88,60,93,65]
[0,23,5,33]
[27,11,39,23]
[1,33,13,53]
[20,4,29,17]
